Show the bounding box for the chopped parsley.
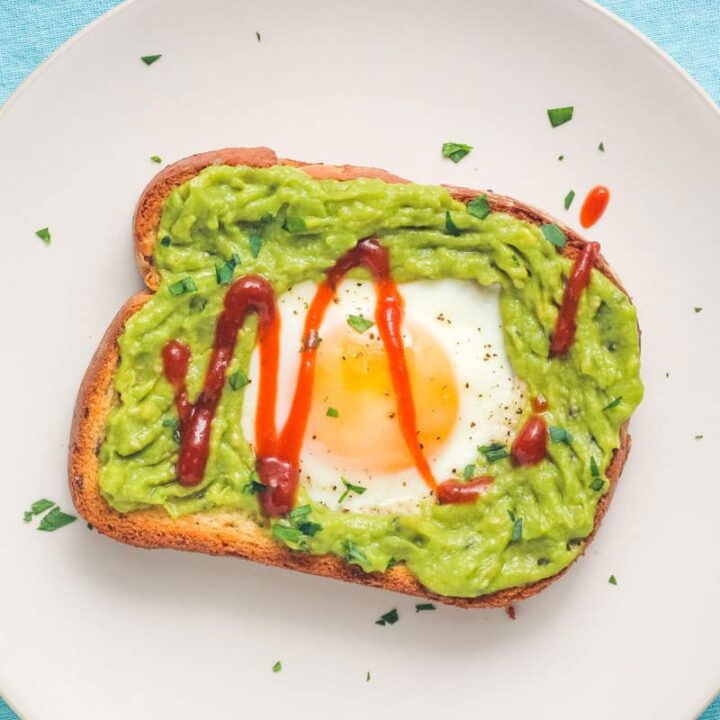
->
[558,155,565,161]
[326,406,339,418]
[463,464,475,480]
[375,608,399,626]
[347,314,374,333]
[564,190,575,210]
[289,505,312,520]
[549,426,573,444]
[608,574,617,585]
[445,211,461,236]
[150,155,162,163]
[140,54,162,66]
[695,434,704,440]
[415,603,436,612]
[366,671,371,682]
[216,253,241,284]
[248,231,263,258]
[296,519,322,537]
[598,142,605,152]
[694,306,702,313]
[441,142,473,163]
[339,477,366,503]
[35,227,51,245]
[169,277,198,296]
[603,396,622,411]
[478,443,510,463]
[38,506,77,532]
[228,369,250,391]
[283,216,306,233]
[343,539,368,565]
[541,223,566,248]
[160,235,171,247]
[590,456,600,479]
[467,194,491,220]
[242,470,266,495]
[256,31,262,42]
[272,660,282,673]
[547,106,574,127]
[31,499,55,515]
[507,511,522,543]
[23,511,33,523]
[272,523,303,545]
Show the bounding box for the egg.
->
[241,279,524,513]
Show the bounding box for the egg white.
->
[240,279,524,514]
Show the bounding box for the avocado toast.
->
[69,146,642,609]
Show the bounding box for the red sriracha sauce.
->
[549,241,600,357]
[511,415,547,467]
[580,185,610,229]
[436,476,494,505]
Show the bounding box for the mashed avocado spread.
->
[99,165,643,598]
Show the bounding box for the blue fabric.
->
[0,1,717,718]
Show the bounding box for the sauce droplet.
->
[436,476,494,505]
[511,415,548,467]
[580,185,610,229]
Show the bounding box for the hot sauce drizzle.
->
[511,415,548,467]
[579,185,610,229]
[163,238,447,515]
[549,241,600,357]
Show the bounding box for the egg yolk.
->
[306,321,459,474]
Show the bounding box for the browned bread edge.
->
[70,147,633,609]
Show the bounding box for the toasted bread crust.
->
[71,148,633,609]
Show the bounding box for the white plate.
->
[1,0,718,718]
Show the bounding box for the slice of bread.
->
[69,147,632,609]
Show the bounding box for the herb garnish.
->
[248,231,263,258]
[694,307,702,313]
[508,511,523,543]
[272,523,303,545]
[540,223,566,248]
[415,603,436,612]
[445,211,461,236]
[31,499,55,515]
[608,574,617,585]
[35,227,51,245]
[169,277,198,295]
[242,470,266,495]
[256,31,262,42]
[478,443,510,463]
[38,506,77,532]
[283,216,306,233]
[366,671,371,682]
[463,464,475,480]
[228,369,250,390]
[549,426,573,444]
[272,660,282,672]
[141,54,162,66]
[442,142,473,163]
[564,190,575,210]
[598,142,605,152]
[347,314,374,333]
[326,406,339,418]
[375,608,399,626]
[339,477,367,503]
[189,295,207,313]
[547,106,574,127]
[603,396,622,411]
[150,155,162,163]
[343,539,368,564]
[695,434,704,440]
[216,254,241,284]
[467,194,491,220]
[160,235,171,247]
[589,456,604,491]
[558,155,565,161]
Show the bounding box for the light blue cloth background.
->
[0,0,717,718]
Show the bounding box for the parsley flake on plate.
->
[375,608,399,626]
[442,142,473,163]
[547,106,574,127]
[140,54,162,66]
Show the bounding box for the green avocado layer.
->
[99,165,643,598]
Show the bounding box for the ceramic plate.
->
[1,0,718,717]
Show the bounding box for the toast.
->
[69,147,633,609]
